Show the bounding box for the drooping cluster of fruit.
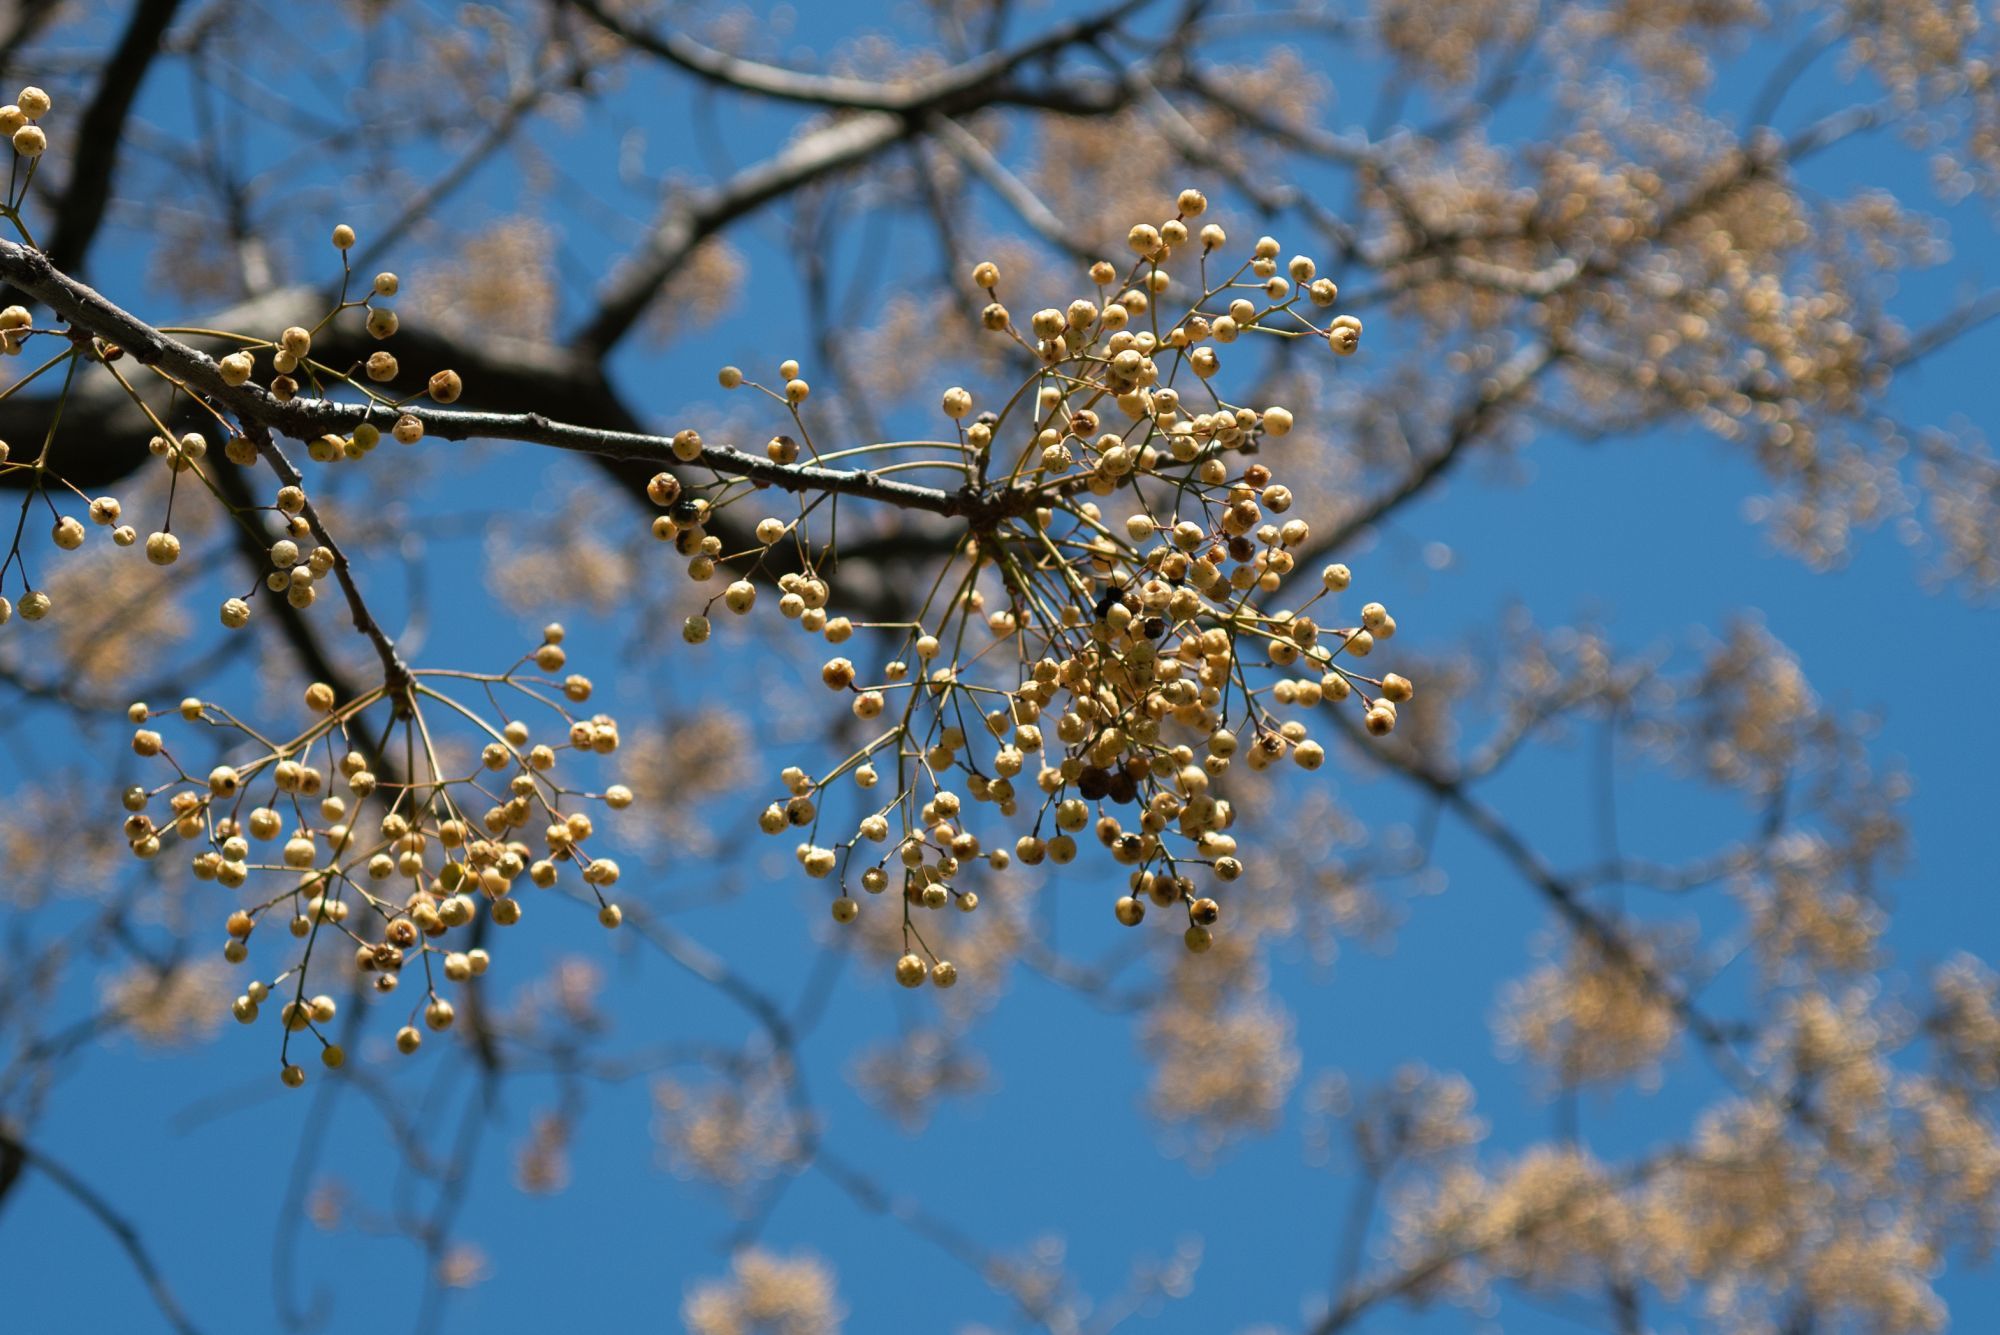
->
[123,628,629,1086]
[648,189,1409,987]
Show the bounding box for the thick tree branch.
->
[570,0,1149,113]
[571,0,1148,354]
[0,237,1049,530]
[575,112,919,356]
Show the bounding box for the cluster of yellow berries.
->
[123,628,631,1087]
[0,84,69,625]
[244,226,460,461]
[0,220,462,633]
[2,84,50,161]
[660,190,1408,988]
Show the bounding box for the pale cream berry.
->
[971,261,1000,289]
[941,386,973,419]
[331,224,356,250]
[144,531,180,565]
[51,515,83,549]
[1263,406,1294,436]
[784,377,810,403]
[718,365,743,388]
[304,681,337,712]
[218,351,254,386]
[598,903,623,929]
[723,580,756,614]
[428,369,462,403]
[11,125,44,157]
[931,960,958,988]
[366,307,397,339]
[16,86,49,118]
[894,953,926,988]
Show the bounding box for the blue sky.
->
[1,3,1996,1333]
